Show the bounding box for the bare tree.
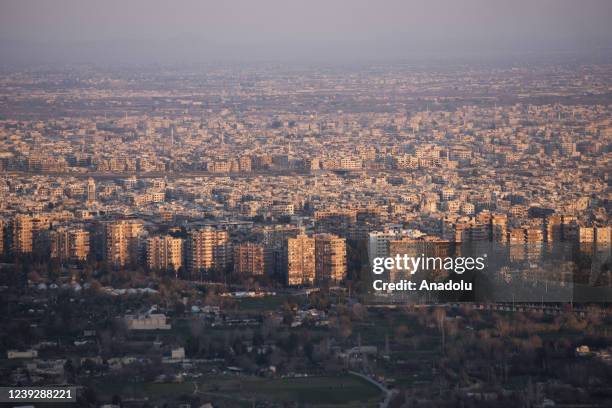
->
[433,307,446,353]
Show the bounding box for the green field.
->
[233,294,305,311]
[203,374,382,406]
[93,380,194,399]
[93,374,382,406]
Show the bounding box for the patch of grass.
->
[233,295,299,311]
[92,380,193,399]
[251,376,380,404]
[201,374,382,406]
[91,374,381,406]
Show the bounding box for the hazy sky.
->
[1,0,611,65]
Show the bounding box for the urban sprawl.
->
[0,61,611,407]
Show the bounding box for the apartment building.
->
[285,234,315,286]
[186,228,232,275]
[105,220,144,267]
[50,226,90,262]
[315,233,346,283]
[233,242,265,276]
[146,235,183,273]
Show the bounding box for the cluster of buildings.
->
[0,63,610,289]
[0,213,348,286]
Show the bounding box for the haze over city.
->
[1,0,612,64]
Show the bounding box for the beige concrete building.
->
[125,313,171,330]
[50,226,90,262]
[105,220,143,267]
[186,228,232,275]
[596,226,611,244]
[491,214,508,242]
[389,238,453,282]
[285,234,315,286]
[12,214,34,254]
[87,177,96,204]
[315,233,346,283]
[146,235,183,273]
[233,242,265,276]
[546,215,563,242]
[579,226,595,243]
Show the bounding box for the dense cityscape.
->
[0,59,611,407]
